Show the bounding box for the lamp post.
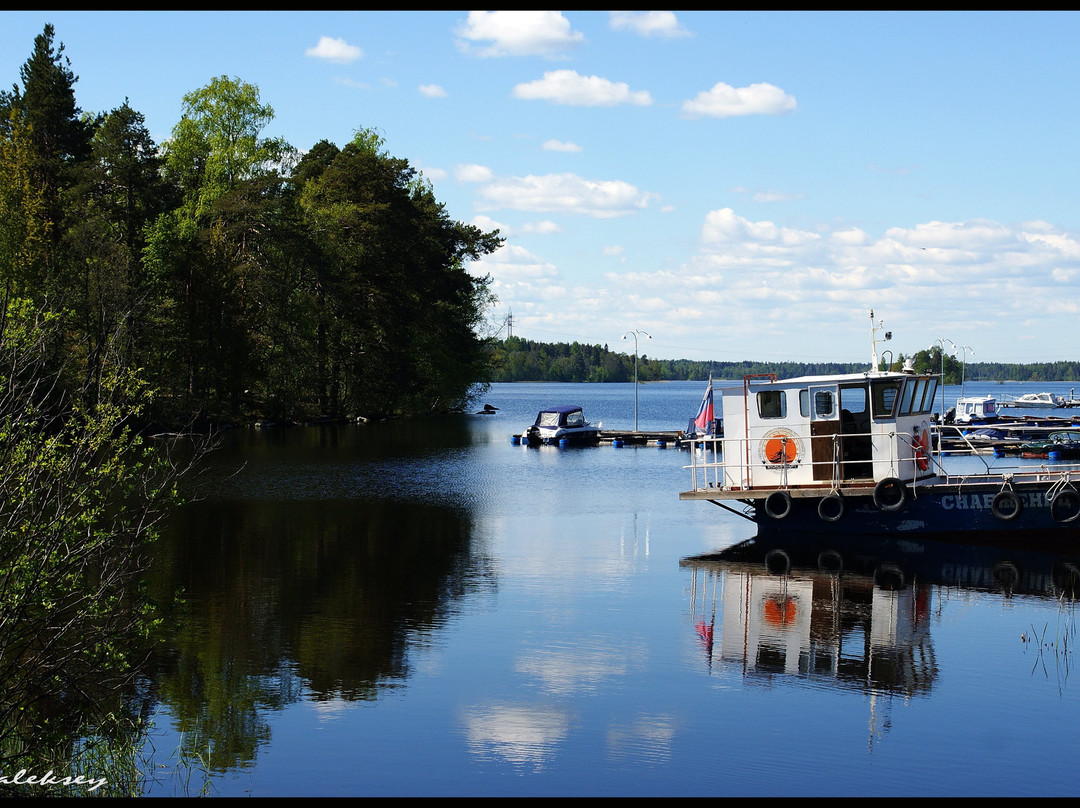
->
[930,338,949,420]
[953,344,973,398]
[622,329,651,431]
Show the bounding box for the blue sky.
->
[4,10,1080,365]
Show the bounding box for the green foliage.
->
[0,298,199,793]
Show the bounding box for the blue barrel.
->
[1050,450,1062,461]
[613,438,624,448]
[559,438,569,448]
[511,435,520,445]
[656,440,667,449]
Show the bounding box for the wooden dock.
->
[598,430,683,446]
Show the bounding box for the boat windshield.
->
[537,411,561,427]
[870,379,901,420]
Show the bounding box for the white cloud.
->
[752,190,805,203]
[455,164,495,183]
[477,173,653,218]
[513,70,653,107]
[454,11,584,58]
[681,81,797,119]
[419,84,447,98]
[472,244,566,305]
[495,204,1080,359]
[471,215,505,234]
[520,220,562,235]
[542,139,583,153]
[305,36,363,64]
[701,208,820,248]
[608,11,690,38]
[419,166,448,182]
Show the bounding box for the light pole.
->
[622,329,651,431]
[953,343,973,398]
[930,338,949,420]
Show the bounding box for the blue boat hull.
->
[751,482,1080,543]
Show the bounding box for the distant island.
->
[486,336,1080,385]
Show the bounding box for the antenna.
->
[870,311,892,370]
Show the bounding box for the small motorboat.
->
[1000,392,1065,408]
[518,406,601,447]
[950,395,998,424]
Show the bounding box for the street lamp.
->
[622,329,652,431]
[952,343,974,398]
[929,338,949,420]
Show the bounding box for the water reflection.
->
[462,704,571,771]
[682,532,1080,694]
[146,422,495,774]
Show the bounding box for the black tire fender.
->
[991,490,1022,521]
[1051,489,1080,523]
[817,492,844,522]
[873,477,906,512]
[763,490,793,520]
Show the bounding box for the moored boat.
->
[1007,429,1080,460]
[680,313,1080,539]
[949,394,998,424]
[517,405,601,447]
[1000,391,1065,408]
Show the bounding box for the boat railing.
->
[684,429,929,493]
[684,430,1080,493]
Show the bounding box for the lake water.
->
[139,379,1080,797]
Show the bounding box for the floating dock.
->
[598,430,684,447]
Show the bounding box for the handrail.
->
[685,428,928,492]
[685,430,1080,493]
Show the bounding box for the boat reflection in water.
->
[681,531,1080,699]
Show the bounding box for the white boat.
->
[952,395,998,424]
[517,405,601,447]
[1000,392,1065,408]
[680,312,1080,540]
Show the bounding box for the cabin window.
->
[904,378,929,416]
[919,378,939,414]
[871,380,901,420]
[839,385,867,415]
[757,390,787,419]
[894,380,911,416]
[538,411,560,427]
[800,389,836,419]
[565,410,584,427]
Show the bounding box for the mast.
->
[869,310,892,372]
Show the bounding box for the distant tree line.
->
[488,337,867,382]
[490,338,1080,385]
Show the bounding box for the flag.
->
[693,378,714,435]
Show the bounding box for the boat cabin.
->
[534,406,587,429]
[716,369,938,491]
[953,395,997,423]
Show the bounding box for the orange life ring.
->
[915,426,931,471]
[760,428,802,466]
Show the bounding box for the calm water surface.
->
[141,380,1080,797]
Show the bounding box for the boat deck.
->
[681,462,1080,502]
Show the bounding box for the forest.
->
[490,337,1080,385]
[0,25,502,429]
[0,24,504,791]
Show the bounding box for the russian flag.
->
[693,379,714,435]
